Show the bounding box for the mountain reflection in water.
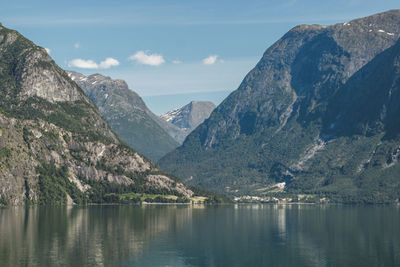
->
[0,205,399,267]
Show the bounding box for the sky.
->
[0,0,399,113]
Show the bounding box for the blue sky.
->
[1,0,399,113]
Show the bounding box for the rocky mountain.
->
[66,71,179,162]
[159,10,400,203]
[152,111,188,144]
[0,23,194,205]
[159,101,216,142]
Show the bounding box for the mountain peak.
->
[160,101,216,135]
[0,26,83,103]
[291,24,326,32]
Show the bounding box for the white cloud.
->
[68,57,119,69]
[74,43,80,49]
[172,60,182,64]
[68,59,98,69]
[202,55,219,65]
[44,48,51,55]
[99,57,120,69]
[129,51,165,66]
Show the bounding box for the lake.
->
[0,204,399,266]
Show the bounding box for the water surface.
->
[0,204,399,266]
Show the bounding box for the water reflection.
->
[0,205,399,267]
[0,205,194,266]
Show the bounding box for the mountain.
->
[66,71,179,162]
[159,10,400,203]
[67,70,192,147]
[159,101,216,142]
[0,23,194,205]
[147,112,185,145]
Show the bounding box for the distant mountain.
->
[159,10,400,203]
[67,71,179,162]
[0,23,194,205]
[151,110,187,145]
[159,101,216,142]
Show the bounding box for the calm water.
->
[0,204,399,267]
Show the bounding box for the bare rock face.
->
[0,29,82,103]
[146,175,193,198]
[20,50,82,103]
[0,24,193,205]
[159,101,216,142]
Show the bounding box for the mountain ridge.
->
[67,71,179,162]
